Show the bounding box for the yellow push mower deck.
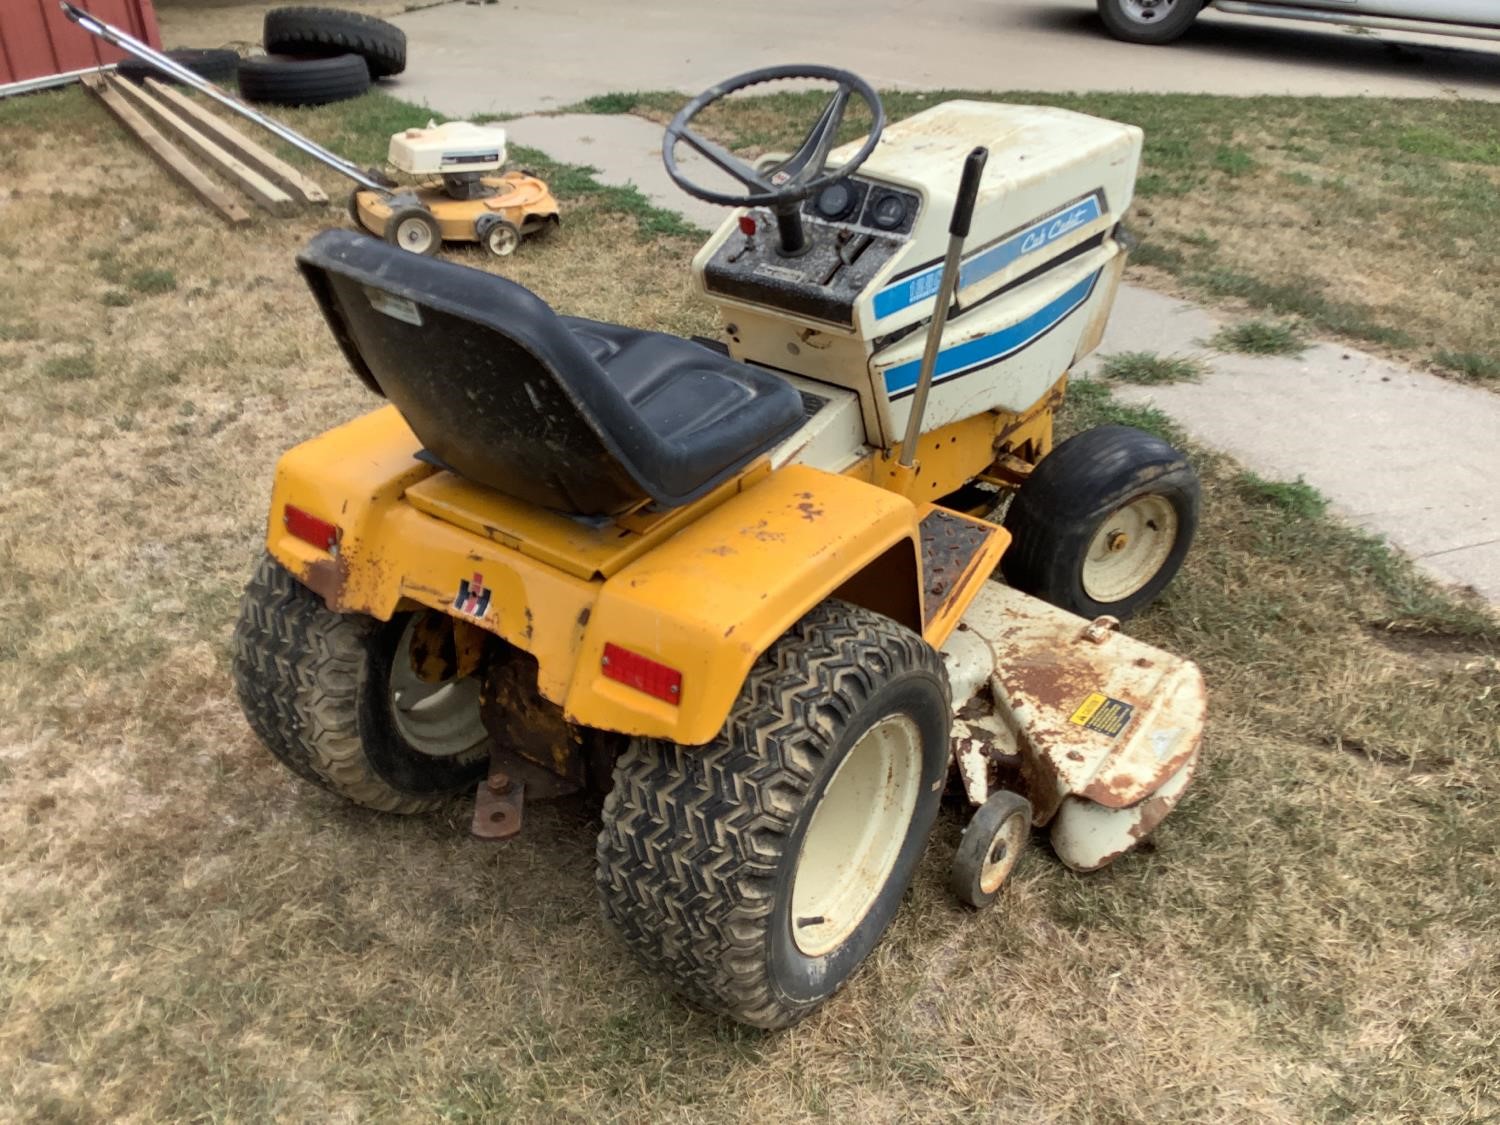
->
[351,171,560,258]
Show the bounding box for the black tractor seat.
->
[297,230,804,517]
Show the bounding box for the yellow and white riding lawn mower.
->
[234,66,1207,1029]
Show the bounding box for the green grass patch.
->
[1209,320,1306,357]
[100,289,132,309]
[1099,351,1205,386]
[1434,350,1500,382]
[0,318,41,342]
[128,268,177,296]
[1234,471,1329,519]
[41,351,97,382]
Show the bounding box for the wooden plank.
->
[81,73,250,226]
[143,77,330,205]
[108,75,296,217]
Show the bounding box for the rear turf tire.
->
[596,600,951,1028]
[231,553,487,812]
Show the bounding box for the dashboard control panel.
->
[702,176,921,326]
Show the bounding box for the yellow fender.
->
[566,465,923,745]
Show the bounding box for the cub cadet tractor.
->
[232,65,1207,1029]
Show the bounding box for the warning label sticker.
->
[1068,692,1135,738]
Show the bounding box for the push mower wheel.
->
[480,219,521,258]
[1001,425,1199,620]
[385,207,442,256]
[596,600,951,1028]
[1096,0,1203,44]
[231,554,488,812]
[951,790,1032,910]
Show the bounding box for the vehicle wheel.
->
[118,47,240,85]
[480,219,521,258]
[237,53,370,107]
[951,791,1031,910]
[1001,425,1199,620]
[385,206,441,255]
[264,6,407,78]
[346,187,366,228]
[596,599,951,1028]
[231,553,489,812]
[1096,0,1203,44]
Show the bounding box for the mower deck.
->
[353,171,559,247]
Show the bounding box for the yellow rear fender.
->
[566,465,924,746]
[264,407,598,703]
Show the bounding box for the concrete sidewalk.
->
[387,0,1500,116]
[507,112,1500,604]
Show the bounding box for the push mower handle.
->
[949,147,988,239]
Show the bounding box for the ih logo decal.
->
[453,573,491,618]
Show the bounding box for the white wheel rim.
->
[1119,0,1178,23]
[487,225,519,256]
[388,617,488,758]
[397,217,435,253]
[791,715,922,958]
[978,811,1028,895]
[1081,494,1179,604]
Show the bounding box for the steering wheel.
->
[663,65,885,255]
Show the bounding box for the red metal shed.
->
[0,0,161,89]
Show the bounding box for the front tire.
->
[231,554,488,812]
[1097,0,1203,44]
[596,600,951,1028]
[1002,425,1199,620]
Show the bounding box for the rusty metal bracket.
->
[471,770,525,841]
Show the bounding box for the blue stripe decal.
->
[882,269,1101,398]
[872,194,1103,322]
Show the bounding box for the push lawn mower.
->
[232,65,1207,1029]
[347,120,560,258]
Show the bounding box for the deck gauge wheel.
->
[952,791,1033,909]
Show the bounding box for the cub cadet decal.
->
[882,269,1100,398]
[452,573,492,618]
[1068,691,1134,738]
[873,190,1106,321]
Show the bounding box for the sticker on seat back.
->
[364,285,423,326]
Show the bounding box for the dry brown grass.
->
[2,86,1498,1122]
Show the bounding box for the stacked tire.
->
[240,7,407,108]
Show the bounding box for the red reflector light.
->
[601,643,682,705]
[738,214,757,237]
[283,505,340,552]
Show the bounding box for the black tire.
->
[118,48,240,85]
[1001,425,1199,620]
[384,206,442,255]
[231,553,488,812]
[1096,0,1203,44]
[237,52,370,107]
[597,600,951,1029]
[263,6,407,78]
[951,790,1031,910]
